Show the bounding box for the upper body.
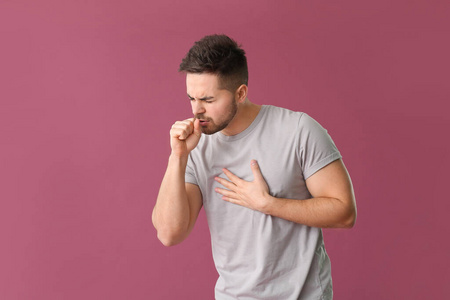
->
[186,104,346,299]
[152,34,357,299]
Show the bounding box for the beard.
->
[195,98,238,135]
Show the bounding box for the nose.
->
[191,100,206,116]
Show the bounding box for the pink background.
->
[1,0,449,299]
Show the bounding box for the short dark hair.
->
[179,34,248,92]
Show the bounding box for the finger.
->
[217,191,240,204]
[170,127,185,139]
[214,187,236,198]
[215,176,237,190]
[192,118,202,137]
[250,160,265,182]
[183,118,197,139]
[170,127,190,140]
[222,168,243,184]
[221,195,246,208]
[173,119,194,127]
[183,119,195,134]
[171,120,194,140]
[222,196,240,205]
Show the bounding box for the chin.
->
[201,123,228,135]
[201,128,219,135]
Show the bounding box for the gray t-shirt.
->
[185,105,341,300]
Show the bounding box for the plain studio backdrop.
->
[1,1,449,299]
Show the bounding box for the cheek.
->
[214,101,230,114]
[209,106,224,120]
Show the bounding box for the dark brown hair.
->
[179,34,248,92]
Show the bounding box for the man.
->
[152,34,356,300]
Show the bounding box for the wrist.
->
[168,153,189,165]
[260,194,277,215]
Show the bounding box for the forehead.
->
[186,73,221,96]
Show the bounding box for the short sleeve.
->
[185,154,198,185]
[298,113,342,180]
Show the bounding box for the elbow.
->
[342,216,356,229]
[341,206,357,229]
[155,226,187,247]
[157,231,185,247]
[152,211,184,247]
[338,193,357,228]
[157,233,180,247]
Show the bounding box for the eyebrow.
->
[187,94,214,101]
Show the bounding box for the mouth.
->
[196,116,209,124]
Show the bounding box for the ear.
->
[235,84,248,103]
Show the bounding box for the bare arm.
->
[215,159,356,228]
[152,118,203,246]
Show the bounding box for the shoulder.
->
[262,105,328,129]
[263,105,331,136]
[262,105,305,125]
[297,113,330,135]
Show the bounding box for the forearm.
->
[215,160,357,229]
[152,154,192,245]
[263,195,356,229]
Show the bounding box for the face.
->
[186,73,238,135]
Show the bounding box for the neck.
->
[220,99,261,136]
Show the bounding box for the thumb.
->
[250,160,265,182]
[193,118,202,137]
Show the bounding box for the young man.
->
[152,34,356,299]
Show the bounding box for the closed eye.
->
[187,94,214,103]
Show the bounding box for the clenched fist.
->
[170,118,202,157]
